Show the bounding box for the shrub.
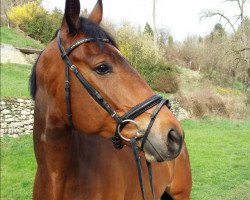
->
[24,8,62,43]
[7,2,62,44]
[222,95,248,119]
[179,35,203,71]
[176,27,249,89]
[177,88,249,119]
[247,92,250,105]
[7,1,45,27]
[153,71,179,93]
[177,89,228,118]
[115,23,179,92]
[216,86,242,96]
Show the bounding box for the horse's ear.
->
[61,0,80,34]
[88,0,103,24]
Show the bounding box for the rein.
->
[57,30,171,200]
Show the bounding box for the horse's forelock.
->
[78,17,118,49]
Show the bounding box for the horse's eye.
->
[94,63,112,75]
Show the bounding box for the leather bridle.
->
[57,30,171,200]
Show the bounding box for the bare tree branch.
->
[225,0,241,9]
[226,0,246,21]
[200,10,237,34]
[237,47,250,52]
[233,14,241,24]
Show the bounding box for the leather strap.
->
[65,64,74,130]
[146,161,155,200]
[57,31,121,125]
[113,94,164,148]
[141,99,167,149]
[131,138,146,200]
[121,95,162,120]
[131,138,156,200]
[57,30,172,200]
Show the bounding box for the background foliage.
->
[7,1,63,43]
[1,0,250,119]
[7,1,44,27]
[24,8,62,43]
[115,23,179,93]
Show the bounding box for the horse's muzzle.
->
[143,128,183,162]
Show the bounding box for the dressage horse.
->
[30,0,192,199]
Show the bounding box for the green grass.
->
[1,135,36,200]
[1,119,249,199]
[0,63,32,97]
[0,26,44,49]
[182,118,250,200]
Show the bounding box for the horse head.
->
[32,0,184,162]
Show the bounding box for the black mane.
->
[29,17,117,100]
[78,17,117,48]
[29,52,42,100]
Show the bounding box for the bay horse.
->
[30,0,192,199]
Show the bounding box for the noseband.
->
[57,30,171,200]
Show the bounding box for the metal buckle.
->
[111,111,117,118]
[65,80,70,89]
[69,65,79,74]
[117,119,142,141]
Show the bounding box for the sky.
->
[42,0,250,41]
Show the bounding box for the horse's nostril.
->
[167,129,182,154]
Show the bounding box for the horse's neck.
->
[37,129,99,170]
[34,123,101,199]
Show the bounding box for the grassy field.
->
[183,118,250,200]
[0,63,32,97]
[0,26,44,49]
[1,135,36,200]
[1,119,249,199]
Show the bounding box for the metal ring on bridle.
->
[117,119,141,141]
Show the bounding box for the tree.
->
[209,23,226,42]
[201,0,250,89]
[143,22,154,37]
[201,0,249,49]
[213,23,226,36]
[24,7,63,43]
[168,36,174,47]
[200,0,248,34]
[7,1,45,27]
[1,0,35,26]
[156,27,171,48]
[152,0,157,48]
[198,36,203,43]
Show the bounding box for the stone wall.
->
[170,99,190,121]
[1,98,34,137]
[0,98,189,137]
